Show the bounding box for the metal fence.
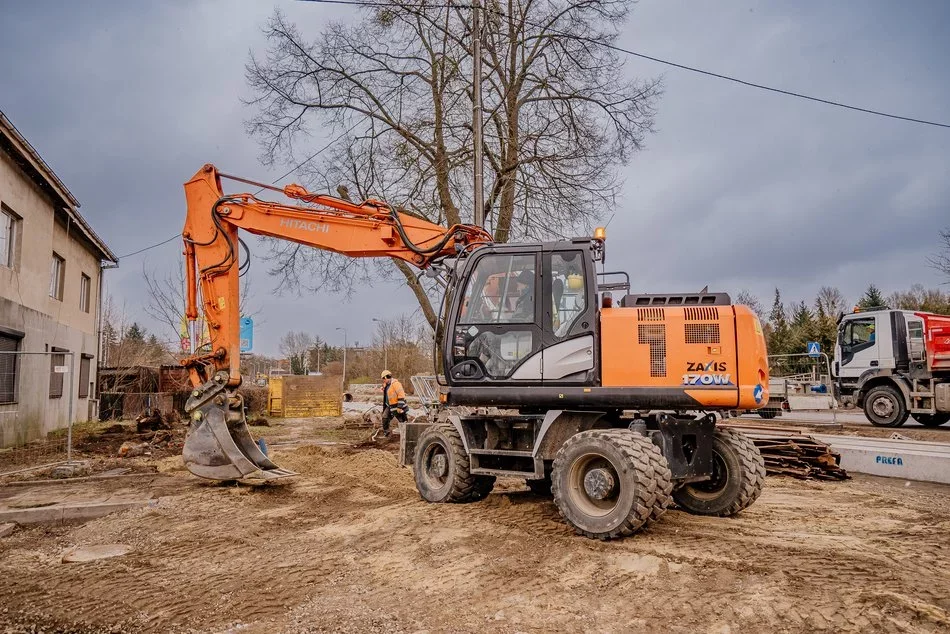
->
[765,352,838,424]
[0,350,79,477]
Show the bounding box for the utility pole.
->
[472,0,484,228]
[336,327,347,387]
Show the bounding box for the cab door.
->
[445,251,544,384]
[539,248,597,385]
[837,314,881,380]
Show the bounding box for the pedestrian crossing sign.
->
[807,341,821,357]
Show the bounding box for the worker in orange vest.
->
[381,370,407,436]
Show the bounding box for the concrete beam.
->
[813,434,950,485]
[0,500,150,525]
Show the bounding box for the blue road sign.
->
[240,317,253,352]
[807,341,821,358]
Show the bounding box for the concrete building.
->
[0,110,117,447]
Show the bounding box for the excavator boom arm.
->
[178,164,490,483]
[182,164,490,387]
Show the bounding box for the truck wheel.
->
[912,413,950,428]
[551,429,660,540]
[672,428,765,517]
[863,385,909,427]
[758,408,779,420]
[413,422,478,503]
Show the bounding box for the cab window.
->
[459,254,536,325]
[550,251,586,337]
[844,317,876,347]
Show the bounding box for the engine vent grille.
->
[638,308,665,321]
[685,323,720,344]
[684,307,719,321]
[638,324,667,377]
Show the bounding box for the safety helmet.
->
[381,370,393,379]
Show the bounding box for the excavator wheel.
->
[672,428,765,517]
[551,429,661,540]
[642,440,673,524]
[413,422,480,503]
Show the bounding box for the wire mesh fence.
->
[0,350,77,477]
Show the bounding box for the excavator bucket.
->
[183,406,296,483]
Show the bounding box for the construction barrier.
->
[268,375,343,417]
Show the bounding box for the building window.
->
[0,332,21,404]
[49,348,67,399]
[1,204,19,269]
[78,355,92,398]
[50,253,65,300]
[80,273,91,313]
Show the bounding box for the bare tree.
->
[143,262,259,355]
[928,229,950,279]
[100,295,174,368]
[245,1,661,328]
[279,331,317,375]
[734,290,765,322]
[814,286,848,319]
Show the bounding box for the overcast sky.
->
[2,0,948,356]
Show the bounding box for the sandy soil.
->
[1,418,949,633]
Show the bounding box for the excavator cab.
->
[443,239,600,389]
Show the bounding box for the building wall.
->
[0,149,102,447]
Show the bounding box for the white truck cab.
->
[834,308,947,427]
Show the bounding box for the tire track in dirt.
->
[2,447,950,633]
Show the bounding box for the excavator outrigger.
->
[182,164,771,539]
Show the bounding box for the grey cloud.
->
[1,0,948,354]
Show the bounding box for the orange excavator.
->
[182,164,770,539]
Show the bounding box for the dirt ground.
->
[1,418,949,633]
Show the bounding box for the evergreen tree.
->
[125,323,146,342]
[857,285,887,310]
[767,289,790,355]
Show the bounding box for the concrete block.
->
[814,434,950,485]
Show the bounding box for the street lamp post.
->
[335,327,347,386]
[372,318,388,370]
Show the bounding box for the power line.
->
[254,121,364,195]
[117,125,364,260]
[297,0,950,129]
[116,233,180,259]
[583,38,950,129]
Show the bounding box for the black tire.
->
[468,475,496,501]
[526,474,552,496]
[673,428,765,517]
[863,385,909,427]
[912,412,950,428]
[551,429,660,540]
[413,422,478,503]
[643,440,673,523]
[758,408,779,420]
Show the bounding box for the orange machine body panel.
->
[600,304,769,410]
